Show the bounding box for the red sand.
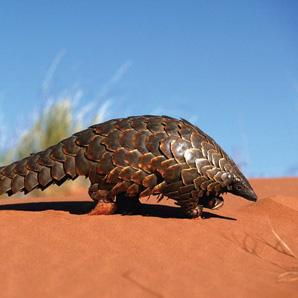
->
[0,178,297,297]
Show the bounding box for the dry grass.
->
[268,219,297,259]
[267,219,298,283]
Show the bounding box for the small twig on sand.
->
[267,217,297,258]
[278,271,298,283]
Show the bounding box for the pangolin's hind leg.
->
[88,184,117,215]
[116,193,142,214]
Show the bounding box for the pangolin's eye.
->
[236,184,243,191]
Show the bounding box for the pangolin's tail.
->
[0,129,94,197]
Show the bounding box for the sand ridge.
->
[0,178,297,297]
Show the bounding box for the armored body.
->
[0,115,257,218]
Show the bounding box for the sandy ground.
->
[0,178,297,298]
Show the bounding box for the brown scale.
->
[11,175,24,194]
[0,115,257,218]
[51,143,67,162]
[74,129,96,147]
[171,139,192,163]
[129,117,147,131]
[119,166,136,182]
[24,172,39,193]
[138,152,155,173]
[91,119,118,136]
[100,130,121,152]
[112,148,127,167]
[2,162,17,178]
[85,136,105,162]
[163,119,180,136]
[150,156,167,173]
[75,149,92,176]
[62,137,80,156]
[96,152,114,175]
[114,118,132,131]
[184,148,203,168]
[63,155,77,178]
[146,132,167,155]
[14,159,29,176]
[163,163,187,183]
[51,162,65,181]
[124,149,142,169]
[105,167,122,184]
[146,117,165,133]
[119,129,136,150]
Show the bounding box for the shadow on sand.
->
[0,201,236,220]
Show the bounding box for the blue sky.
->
[0,1,297,177]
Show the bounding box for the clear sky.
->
[0,1,297,177]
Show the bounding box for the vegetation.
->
[16,99,74,160]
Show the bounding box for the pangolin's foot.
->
[206,196,224,210]
[88,202,117,216]
[200,196,224,210]
[88,184,117,215]
[182,205,203,219]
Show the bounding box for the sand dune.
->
[0,178,297,297]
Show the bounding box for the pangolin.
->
[0,115,257,218]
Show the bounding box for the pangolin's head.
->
[179,117,258,202]
[228,177,257,202]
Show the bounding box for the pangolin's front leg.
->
[174,195,203,218]
[180,202,204,218]
[200,196,224,210]
[178,196,224,218]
